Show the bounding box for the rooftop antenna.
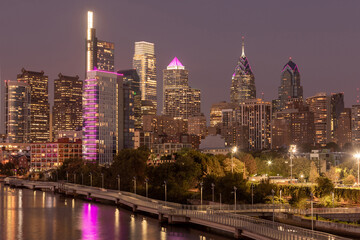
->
[241,36,245,57]
[261,92,264,100]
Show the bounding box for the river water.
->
[0,183,233,240]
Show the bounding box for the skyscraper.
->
[17,68,50,143]
[86,11,114,75]
[117,69,142,130]
[230,37,256,104]
[163,57,201,120]
[5,81,30,143]
[52,74,83,138]
[82,70,124,164]
[133,41,157,114]
[274,58,303,112]
[352,105,360,145]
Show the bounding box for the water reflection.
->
[0,183,232,240]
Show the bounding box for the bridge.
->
[4,178,351,240]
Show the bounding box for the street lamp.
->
[200,182,203,207]
[271,189,275,225]
[81,173,84,185]
[251,183,254,207]
[101,173,104,189]
[231,146,238,174]
[353,153,360,186]
[133,177,137,194]
[117,174,120,191]
[163,181,167,204]
[145,178,149,198]
[289,145,297,184]
[66,171,69,182]
[73,173,76,184]
[211,183,215,202]
[233,186,237,212]
[89,173,92,187]
[310,192,314,233]
[267,160,272,178]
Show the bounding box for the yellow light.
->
[232,146,237,153]
[354,153,360,159]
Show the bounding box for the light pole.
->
[117,174,120,191]
[163,181,167,204]
[289,145,297,184]
[73,173,76,184]
[200,182,203,207]
[145,178,149,198]
[310,192,314,234]
[133,177,137,194]
[231,146,237,174]
[211,183,215,202]
[251,183,254,207]
[81,173,84,185]
[66,171,69,182]
[354,153,360,186]
[101,173,104,189]
[219,193,222,210]
[89,173,92,187]
[233,186,237,212]
[267,160,272,178]
[271,189,275,225]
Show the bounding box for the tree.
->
[223,157,246,175]
[315,177,334,197]
[238,153,257,175]
[324,166,340,183]
[309,161,319,183]
[343,174,356,185]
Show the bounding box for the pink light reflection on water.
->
[81,203,99,240]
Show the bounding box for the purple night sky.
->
[1,0,360,119]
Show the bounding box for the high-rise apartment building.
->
[82,70,124,164]
[133,41,157,114]
[188,114,207,138]
[5,81,30,143]
[117,69,142,130]
[273,58,303,112]
[335,108,351,148]
[17,68,50,143]
[306,93,331,146]
[52,74,82,138]
[86,11,114,75]
[230,37,256,104]
[352,105,360,145]
[163,57,201,120]
[222,99,272,150]
[209,101,236,128]
[330,93,344,142]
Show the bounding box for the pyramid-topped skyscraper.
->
[230,37,256,104]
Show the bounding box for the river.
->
[0,183,233,240]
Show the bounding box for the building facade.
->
[352,105,360,145]
[335,108,352,148]
[230,37,256,104]
[82,70,124,164]
[133,41,157,114]
[86,11,114,74]
[17,68,50,143]
[5,81,31,143]
[52,74,82,138]
[274,58,303,112]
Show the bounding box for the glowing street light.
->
[353,153,360,186]
[231,146,238,174]
[267,160,272,177]
[289,145,297,184]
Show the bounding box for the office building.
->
[188,114,207,137]
[52,74,82,138]
[230,37,256,103]
[163,57,201,119]
[5,81,30,143]
[133,41,157,114]
[352,105,360,145]
[86,11,114,75]
[335,108,352,148]
[17,68,50,143]
[273,58,303,112]
[209,101,236,128]
[82,70,124,164]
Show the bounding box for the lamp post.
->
[233,186,237,212]
[251,183,254,207]
[219,193,222,210]
[145,178,149,198]
[73,173,76,184]
[231,146,237,173]
[271,189,275,225]
[267,160,272,178]
[211,183,215,202]
[200,182,203,207]
[163,181,167,204]
[117,174,120,191]
[66,171,68,182]
[81,173,84,185]
[101,173,104,189]
[310,192,314,233]
[133,177,137,194]
[354,153,360,186]
[89,173,92,187]
[289,145,297,184]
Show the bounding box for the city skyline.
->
[1,1,360,120]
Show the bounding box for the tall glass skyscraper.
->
[274,58,303,112]
[133,41,157,114]
[17,68,50,143]
[86,11,114,75]
[82,70,124,164]
[230,37,256,104]
[5,80,30,143]
[52,74,83,137]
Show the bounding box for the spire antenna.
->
[241,36,245,57]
